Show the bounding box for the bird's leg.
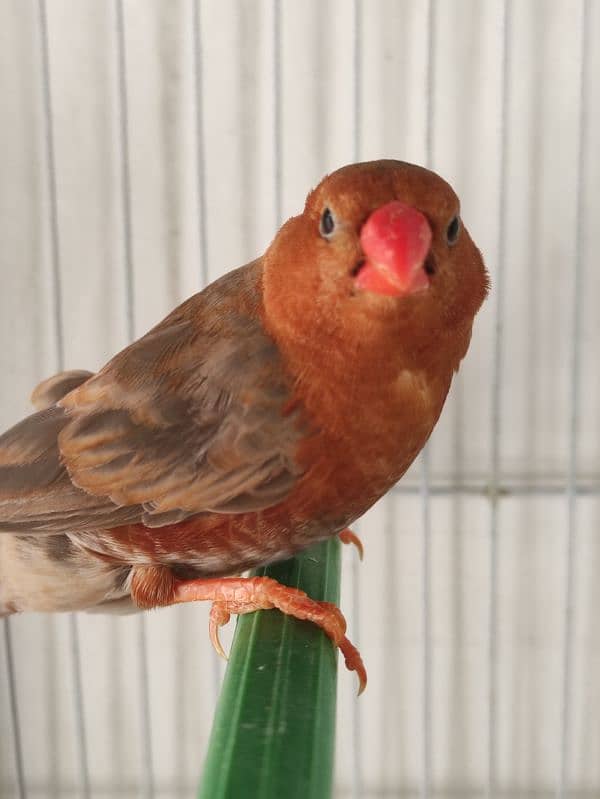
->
[129,566,367,693]
[338,527,364,560]
[174,575,367,694]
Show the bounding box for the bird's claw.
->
[339,635,368,695]
[339,528,364,561]
[209,602,231,661]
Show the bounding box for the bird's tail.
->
[30,369,93,410]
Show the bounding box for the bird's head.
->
[263,160,489,370]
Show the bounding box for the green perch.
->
[198,537,342,799]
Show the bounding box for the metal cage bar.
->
[192,0,210,291]
[38,2,91,795]
[114,2,155,794]
[558,1,591,796]
[3,619,25,799]
[273,0,282,230]
[487,2,511,795]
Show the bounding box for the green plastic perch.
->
[198,537,342,799]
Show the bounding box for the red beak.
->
[355,201,432,297]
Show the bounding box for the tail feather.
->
[30,369,93,411]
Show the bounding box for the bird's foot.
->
[338,527,364,560]
[172,575,367,694]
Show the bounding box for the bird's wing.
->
[58,313,302,516]
[0,405,143,533]
[0,266,304,534]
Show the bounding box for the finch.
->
[0,160,488,692]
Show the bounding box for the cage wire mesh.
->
[0,0,599,797]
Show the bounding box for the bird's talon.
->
[209,602,231,660]
[339,528,364,561]
[339,634,368,695]
[172,576,367,691]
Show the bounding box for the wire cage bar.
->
[38,1,90,795]
[558,2,591,796]
[113,3,156,793]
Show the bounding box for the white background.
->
[0,1,599,796]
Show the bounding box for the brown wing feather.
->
[0,265,300,533]
[0,263,302,535]
[0,406,141,533]
[57,263,303,516]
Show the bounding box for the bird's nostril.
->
[424,254,436,276]
[350,258,366,277]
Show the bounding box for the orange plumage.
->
[0,161,488,691]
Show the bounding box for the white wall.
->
[0,1,599,796]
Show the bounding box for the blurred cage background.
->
[0,0,599,797]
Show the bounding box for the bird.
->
[0,160,488,693]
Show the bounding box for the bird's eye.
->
[319,208,335,238]
[446,215,461,246]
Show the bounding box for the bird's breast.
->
[285,363,451,526]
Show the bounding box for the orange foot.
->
[172,575,367,694]
[339,528,364,560]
